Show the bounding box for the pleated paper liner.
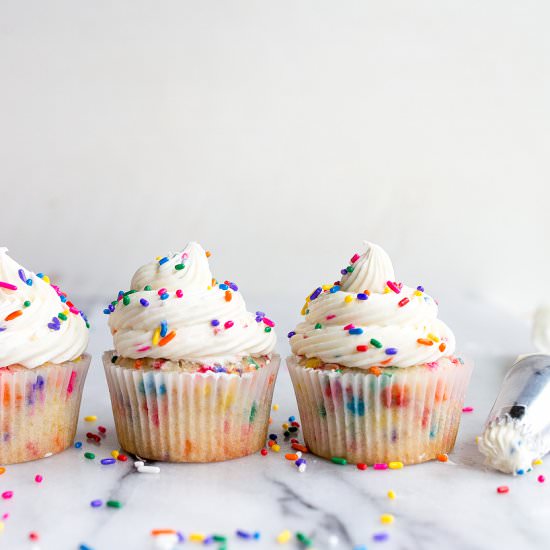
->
[103,352,280,462]
[0,354,91,465]
[287,355,473,465]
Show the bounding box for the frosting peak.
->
[340,242,395,294]
[0,248,89,368]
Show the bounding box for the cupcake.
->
[103,242,279,462]
[0,248,90,464]
[288,242,472,465]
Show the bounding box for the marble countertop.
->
[1,295,548,550]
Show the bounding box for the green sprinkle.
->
[331,456,347,465]
[106,500,122,508]
[249,401,258,423]
[213,535,227,543]
[84,452,95,460]
[296,532,313,547]
[23,300,31,308]
[144,285,152,291]
[124,289,137,296]
[85,322,90,329]
[175,263,185,270]
[123,295,130,306]
[314,323,322,329]
[58,312,68,321]
[264,326,271,333]
[346,265,354,273]
[370,338,383,349]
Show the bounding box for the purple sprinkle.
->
[90,499,103,507]
[108,304,115,312]
[236,530,252,539]
[256,311,265,318]
[211,319,220,327]
[417,285,424,292]
[100,458,116,465]
[357,293,368,300]
[229,283,238,291]
[310,287,322,301]
[140,298,149,307]
[255,316,262,322]
[47,323,60,331]
[385,348,398,355]
[0,327,6,332]
[373,532,389,542]
[340,269,348,275]
[287,331,296,338]
[177,532,185,543]
[18,269,26,283]
[203,535,214,545]
[295,458,306,466]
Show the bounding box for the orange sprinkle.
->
[268,440,275,447]
[437,453,448,462]
[369,366,382,376]
[0,467,5,475]
[5,310,22,322]
[158,331,176,347]
[151,529,178,536]
[134,359,143,370]
[439,343,446,352]
[285,453,299,461]
[417,338,434,346]
[381,358,393,365]
[363,289,371,296]
[225,290,232,302]
[291,443,309,453]
[206,251,211,257]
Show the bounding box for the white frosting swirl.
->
[107,242,276,363]
[289,242,455,369]
[0,248,89,368]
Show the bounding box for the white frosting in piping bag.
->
[107,242,276,363]
[289,242,456,369]
[0,248,89,368]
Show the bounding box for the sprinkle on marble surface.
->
[497,486,509,494]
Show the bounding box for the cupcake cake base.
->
[0,355,91,465]
[287,355,473,465]
[104,352,280,462]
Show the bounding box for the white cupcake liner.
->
[287,356,473,465]
[0,354,91,465]
[103,352,280,462]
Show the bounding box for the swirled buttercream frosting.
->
[106,242,276,363]
[0,248,89,368]
[289,242,455,369]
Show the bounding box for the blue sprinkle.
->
[140,298,149,307]
[219,283,229,290]
[288,416,295,422]
[353,546,367,550]
[349,328,364,335]
[357,293,368,300]
[517,469,525,475]
[60,295,67,303]
[103,309,111,315]
[160,293,169,300]
[37,273,44,279]
[330,285,341,293]
[26,278,33,286]
[268,434,278,440]
[160,320,168,337]
[385,348,398,355]
[295,458,306,466]
[74,441,82,448]
[79,545,94,550]
[236,530,252,539]
[118,290,124,297]
[100,458,116,465]
[287,331,296,338]
[158,257,169,265]
[211,319,220,327]
[253,532,260,540]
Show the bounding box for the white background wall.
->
[1,0,549,320]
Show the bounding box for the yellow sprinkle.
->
[475,436,480,444]
[413,290,423,296]
[189,533,206,542]
[305,358,322,369]
[42,275,50,284]
[84,415,97,422]
[300,303,308,316]
[383,286,390,294]
[111,450,120,459]
[305,295,311,303]
[0,521,4,532]
[380,514,394,524]
[427,333,440,342]
[387,490,396,500]
[207,286,212,290]
[155,256,162,260]
[388,461,403,470]
[533,458,543,466]
[282,423,289,430]
[322,284,332,291]
[152,327,161,346]
[344,295,353,303]
[272,444,281,452]
[276,530,292,544]
[272,404,279,411]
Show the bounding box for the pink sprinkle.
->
[386,281,401,294]
[137,346,151,352]
[224,321,234,329]
[34,475,43,483]
[343,324,355,330]
[350,253,360,263]
[157,288,167,296]
[373,463,388,470]
[263,318,275,328]
[0,282,17,291]
[175,289,183,298]
[538,475,545,483]
[462,406,474,413]
[2,513,9,520]
[69,307,79,315]
[2,491,13,499]
[326,315,336,320]
[66,370,77,394]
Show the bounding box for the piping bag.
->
[478,306,550,475]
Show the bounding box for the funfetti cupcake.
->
[0,248,90,465]
[103,242,279,463]
[288,242,472,465]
